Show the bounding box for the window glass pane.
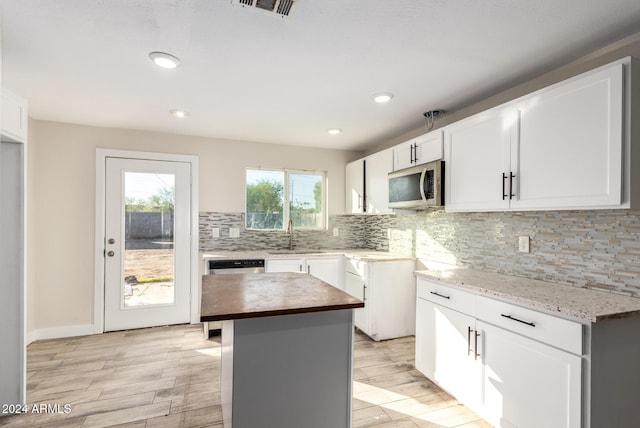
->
[246,169,284,229]
[289,173,323,228]
[123,172,175,307]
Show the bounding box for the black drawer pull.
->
[501,313,535,327]
[429,291,450,300]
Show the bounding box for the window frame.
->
[245,167,328,231]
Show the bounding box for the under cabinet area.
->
[344,257,415,341]
[445,57,636,212]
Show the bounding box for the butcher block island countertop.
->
[202,272,363,428]
[200,272,364,322]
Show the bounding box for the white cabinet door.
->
[393,140,415,171]
[445,107,516,212]
[478,320,582,428]
[306,257,343,291]
[415,299,481,411]
[512,63,624,210]
[393,130,444,171]
[345,160,364,213]
[413,130,443,167]
[344,272,368,332]
[364,148,393,214]
[265,258,304,273]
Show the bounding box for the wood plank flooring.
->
[0,324,491,427]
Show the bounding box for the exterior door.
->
[104,157,191,331]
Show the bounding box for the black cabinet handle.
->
[501,313,535,327]
[502,173,508,200]
[410,143,415,163]
[474,331,480,360]
[467,326,472,356]
[429,291,450,300]
[509,172,515,200]
[413,143,418,163]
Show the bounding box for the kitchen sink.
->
[266,250,324,254]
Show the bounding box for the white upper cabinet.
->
[445,106,516,211]
[345,148,394,214]
[1,88,28,143]
[445,58,631,212]
[345,159,364,213]
[364,148,393,213]
[393,130,443,171]
[512,63,624,209]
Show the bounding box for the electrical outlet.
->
[518,236,530,253]
[229,228,240,238]
[333,227,339,237]
[211,228,220,238]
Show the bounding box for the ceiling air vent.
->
[232,0,297,17]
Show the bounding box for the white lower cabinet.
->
[266,256,344,291]
[416,278,582,428]
[345,258,415,341]
[416,299,481,410]
[478,320,581,428]
[266,258,305,273]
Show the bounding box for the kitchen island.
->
[201,272,364,428]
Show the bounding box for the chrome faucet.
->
[286,219,294,250]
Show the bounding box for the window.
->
[246,168,326,230]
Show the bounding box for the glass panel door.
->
[104,158,191,331]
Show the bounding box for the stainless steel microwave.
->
[388,161,444,209]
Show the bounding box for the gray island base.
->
[201,273,364,428]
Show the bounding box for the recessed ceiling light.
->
[327,128,342,135]
[372,92,394,103]
[149,52,182,69]
[170,109,189,118]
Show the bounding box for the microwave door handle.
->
[419,169,428,202]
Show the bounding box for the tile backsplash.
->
[199,212,365,251]
[366,209,640,297]
[200,209,640,297]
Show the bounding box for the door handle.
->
[107,251,115,257]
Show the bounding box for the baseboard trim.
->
[27,324,96,344]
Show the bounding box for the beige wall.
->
[27,120,359,334]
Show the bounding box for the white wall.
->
[27,120,360,337]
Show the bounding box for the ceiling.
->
[3,1,640,151]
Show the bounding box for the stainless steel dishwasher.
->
[203,259,266,337]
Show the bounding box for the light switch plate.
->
[518,236,530,253]
[229,227,240,238]
[333,228,339,237]
[211,228,220,238]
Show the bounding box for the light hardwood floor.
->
[0,324,490,428]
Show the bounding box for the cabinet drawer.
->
[477,296,583,355]
[417,278,476,315]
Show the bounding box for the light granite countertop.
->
[201,249,415,262]
[415,267,640,323]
